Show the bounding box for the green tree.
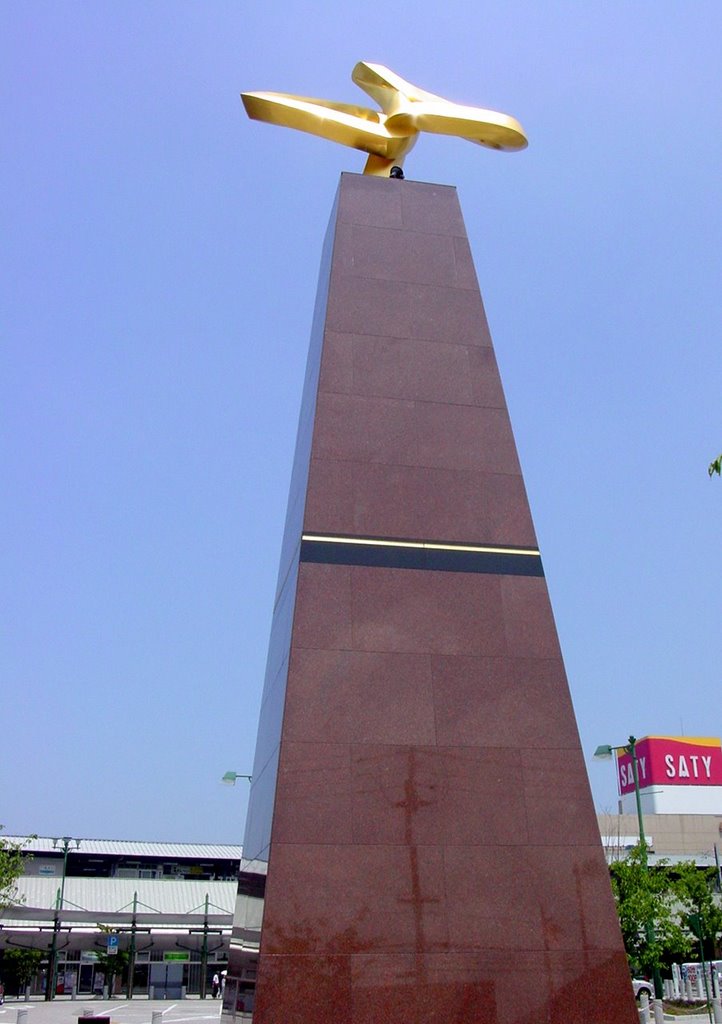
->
[709,455,722,477]
[671,861,722,960]
[93,947,130,997]
[1,949,44,995]
[0,829,27,910]
[609,845,692,975]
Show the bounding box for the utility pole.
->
[627,737,663,1002]
[127,892,138,999]
[46,886,62,1002]
[594,738,663,1000]
[200,894,209,999]
[45,837,80,1000]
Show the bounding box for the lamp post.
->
[594,737,663,1000]
[45,836,81,1001]
[221,772,252,786]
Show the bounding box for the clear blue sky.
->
[3,2,720,844]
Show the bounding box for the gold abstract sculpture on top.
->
[241,62,527,176]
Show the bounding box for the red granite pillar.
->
[228,173,637,1024]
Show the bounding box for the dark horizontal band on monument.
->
[300,533,544,577]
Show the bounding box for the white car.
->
[632,979,654,1001]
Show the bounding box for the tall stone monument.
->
[223,65,637,1024]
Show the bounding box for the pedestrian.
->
[212,973,220,999]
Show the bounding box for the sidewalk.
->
[0,995,222,1024]
[663,1017,715,1023]
[2,996,218,1003]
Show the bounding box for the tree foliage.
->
[709,454,722,477]
[93,941,130,996]
[610,846,722,975]
[671,861,722,959]
[610,846,691,975]
[0,828,27,910]
[1,948,44,994]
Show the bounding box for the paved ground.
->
[1,996,716,1024]
[0,998,222,1024]
[661,1017,718,1023]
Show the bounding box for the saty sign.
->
[617,737,722,795]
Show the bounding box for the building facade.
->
[0,837,242,998]
[614,737,722,816]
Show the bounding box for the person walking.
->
[212,973,220,999]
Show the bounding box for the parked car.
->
[632,979,654,1001]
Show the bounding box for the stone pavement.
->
[663,1018,714,1023]
[0,996,716,1024]
[0,997,221,1024]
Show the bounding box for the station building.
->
[597,812,722,868]
[0,837,242,997]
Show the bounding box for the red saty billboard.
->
[616,736,722,795]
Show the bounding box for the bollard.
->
[17,1010,29,1024]
[671,963,681,1000]
[639,991,650,1024]
[152,1011,164,1024]
[181,986,186,1001]
[684,978,693,1002]
[652,998,664,1024]
[149,986,155,1000]
[24,986,31,1003]
[712,997,722,1024]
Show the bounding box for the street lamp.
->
[45,836,81,1001]
[221,772,252,785]
[595,737,662,1000]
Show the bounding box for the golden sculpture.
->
[241,62,527,176]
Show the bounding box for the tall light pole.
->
[595,737,663,1000]
[45,836,80,1001]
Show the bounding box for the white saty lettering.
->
[690,755,699,778]
[665,753,676,778]
[678,755,690,778]
[638,756,646,779]
[702,755,712,778]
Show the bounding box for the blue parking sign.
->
[107,935,119,955]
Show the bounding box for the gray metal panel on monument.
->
[224,173,637,1024]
